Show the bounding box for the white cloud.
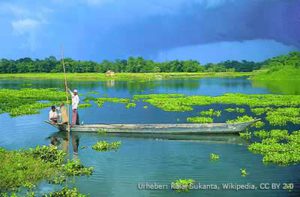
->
[0,2,53,51]
[12,18,40,34]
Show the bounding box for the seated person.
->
[49,106,58,124]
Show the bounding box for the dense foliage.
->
[252,51,300,80]
[0,56,264,73]
[0,146,93,193]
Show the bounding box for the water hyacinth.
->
[186,116,213,123]
[0,88,66,117]
[240,168,248,177]
[171,179,195,192]
[0,146,93,193]
[226,115,255,124]
[96,97,130,107]
[92,141,122,151]
[210,153,220,161]
[200,109,222,117]
[225,107,245,113]
[248,130,300,165]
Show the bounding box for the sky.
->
[0,0,299,64]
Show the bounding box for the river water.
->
[0,77,299,196]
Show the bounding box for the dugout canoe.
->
[45,119,259,134]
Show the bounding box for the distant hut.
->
[105,70,115,77]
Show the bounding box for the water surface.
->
[0,77,299,196]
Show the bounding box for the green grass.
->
[0,72,253,81]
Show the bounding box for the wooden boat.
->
[45,119,259,134]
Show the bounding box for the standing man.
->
[68,89,80,126]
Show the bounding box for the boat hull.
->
[45,120,259,134]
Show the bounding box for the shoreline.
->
[0,72,253,81]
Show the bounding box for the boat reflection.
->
[97,132,249,145]
[47,131,80,156]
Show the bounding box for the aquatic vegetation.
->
[0,146,93,192]
[97,129,107,135]
[254,130,269,139]
[92,141,121,151]
[126,102,136,109]
[0,88,66,117]
[251,120,265,128]
[200,109,221,117]
[226,115,255,124]
[136,93,300,112]
[0,147,58,191]
[250,107,272,115]
[143,105,148,109]
[225,107,245,113]
[266,107,300,126]
[63,160,93,176]
[29,145,66,166]
[96,97,130,107]
[210,153,220,161]
[248,130,300,165]
[78,103,92,108]
[186,116,213,123]
[240,131,252,140]
[240,168,248,177]
[269,130,289,140]
[43,187,86,197]
[171,179,195,192]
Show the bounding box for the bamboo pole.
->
[61,47,70,133]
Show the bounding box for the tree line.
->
[0,56,266,73]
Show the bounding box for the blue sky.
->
[0,0,299,63]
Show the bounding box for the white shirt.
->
[49,110,58,120]
[69,91,80,110]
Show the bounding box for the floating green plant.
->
[226,115,255,124]
[250,107,272,115]
[63,160,93,176]
[240,131,252,140]
[225,107,245,113]
[266,108,300,126]
[251,120,265,128]
[97,129,107,135]
[126,102,136,109]
[186,116,213,123]
[248,130,300,165]
[0,146,93,192]
[0,88,66,117]
[200,109,221,117]
[78,103,92,108]
[210,153,220,161]
[43,187,86,197]
[143,105,148,109]
[96,97,130,107]
[171,179,195,192]
[92,141,121,151]
[253,130,269,139]
[135,93,300,112]
[240,168,248,177]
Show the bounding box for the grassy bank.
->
[0,72,253,81]
[250,52,300,81]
